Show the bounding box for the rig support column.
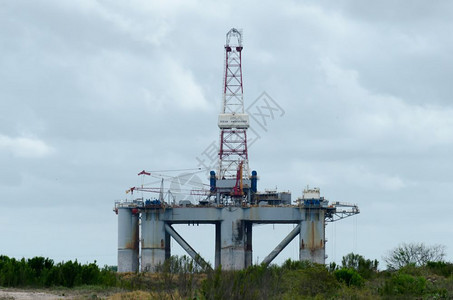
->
[215,222,221,269]
[141,210,167,272]
[300,209,326,264]
[220,208,250,270]
[245,221,253,267]
[117,207,139,272]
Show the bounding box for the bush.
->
[281,259,314,271]
[382,273,427,296]
[201,264,282,300]
[334,268,364,287]
[281,262,339,298]
[427,261,453,278]
[341,252,379,279]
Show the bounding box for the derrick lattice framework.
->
[218,28,250,179]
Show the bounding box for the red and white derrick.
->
[217,28,250,180]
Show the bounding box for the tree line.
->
[0,255,116,287]
[1,242,453,299]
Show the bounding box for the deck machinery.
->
[114,29,359,272]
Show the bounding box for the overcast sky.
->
[2,0,453,268]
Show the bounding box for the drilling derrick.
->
[218,28,250,179]
[214,28,255,205]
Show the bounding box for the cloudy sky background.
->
[2,0,453,268]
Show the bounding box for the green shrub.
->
[281,262,339,297]
[427,261,453,278]
[382,273,427,296]
[281,259,314,271]
[201,264,282,300]
[341,252,379,279]
[334,268,364,287]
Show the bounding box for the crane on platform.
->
[232,161,244,197]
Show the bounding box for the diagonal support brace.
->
[164,224,212,271]
[261,224,301,266]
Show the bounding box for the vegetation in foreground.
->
[1,242,453,299]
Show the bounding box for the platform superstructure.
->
[114,28,359,272]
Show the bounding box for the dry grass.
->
[108,290,184,300]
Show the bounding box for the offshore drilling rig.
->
[114,28,359,272]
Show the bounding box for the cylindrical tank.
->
[117,207,139,272]
[251,170,257,193]
[210,171,216,192]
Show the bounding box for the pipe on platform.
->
[261,224,301,266]
[164,224,212,271]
